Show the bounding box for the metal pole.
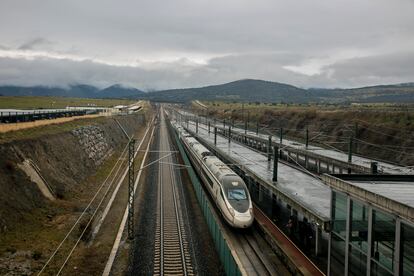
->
[242,103,244,121]
[208,121,210,134]
[128,139,135,240]
[214,127,217,145]
[354,122,359,154]
[245,120,247,135]
[348,135,353,163]
[280,127,283,144]
[223,119,226,128]
[196,119,198,134]
[228,126,231,144]
[305,128,309,149]
[247,112,250,132]
[256,121,259,135]
[268,136,272,161]
[273,145,278,182]
[371,162,378,174]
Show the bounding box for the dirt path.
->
[0,114,103,133]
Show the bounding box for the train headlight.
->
[249,208,253,215]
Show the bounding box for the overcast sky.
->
[0,0,413,90]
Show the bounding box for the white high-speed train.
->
[176,125,253,228]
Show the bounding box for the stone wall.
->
[71,125,112,165]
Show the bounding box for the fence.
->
[0,109,99,123]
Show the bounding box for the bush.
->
[79,216,92,242]
[32,250,42,260]
[4,160,15,172]
[6,247,17,254]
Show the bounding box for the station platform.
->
[183,119,331,227]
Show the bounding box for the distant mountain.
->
[67,85,100,98]
[99,84,146,98]
[146,79,313,103]
[0,86,68,97]
[1,79,413,103]
[0,84,146,99]
[146,79,414,103]
[309,83,414,103]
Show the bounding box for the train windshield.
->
[222,176,250,213]
[228,189,247,200]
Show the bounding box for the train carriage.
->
[177,126,253,228]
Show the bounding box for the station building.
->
[322,174,414,276]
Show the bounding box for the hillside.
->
[98,84,146,98]
[198,102,414,166]
[310,83,414,103]
[0,84,146,99]
[146,79,313,103]
[147,79,414,103]
[1,79,414,103]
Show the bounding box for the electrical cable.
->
[37,141,130,275]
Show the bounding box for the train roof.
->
[193,142,208,151]
[205,156,237,181]
[184,137,199,145]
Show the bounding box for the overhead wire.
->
[184,111,414,167]
[354,138,414,157]
[37,140,130,275]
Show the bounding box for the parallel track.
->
[153,109,194,276]
[170,112,290,276]
[238,231,283,276]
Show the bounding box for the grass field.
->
[0,96,135,109]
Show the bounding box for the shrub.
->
[32,250,42,260]
[6,247,17,254]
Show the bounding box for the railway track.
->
[168,111,291,276]
[237,231,284,276]
[153,108,194,276]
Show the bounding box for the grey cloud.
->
[323,51,414,88]
[0,0,413,89]
[0,50,413,91]
[18,37,53,50]
[0,53,315,90]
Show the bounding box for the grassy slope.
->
[0,116,108,144]
[0,96,134,109]
[0,108,151,275]
[196,101,414,166]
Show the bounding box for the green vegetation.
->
[0,96,135,109]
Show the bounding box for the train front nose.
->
[234,213,254,228]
